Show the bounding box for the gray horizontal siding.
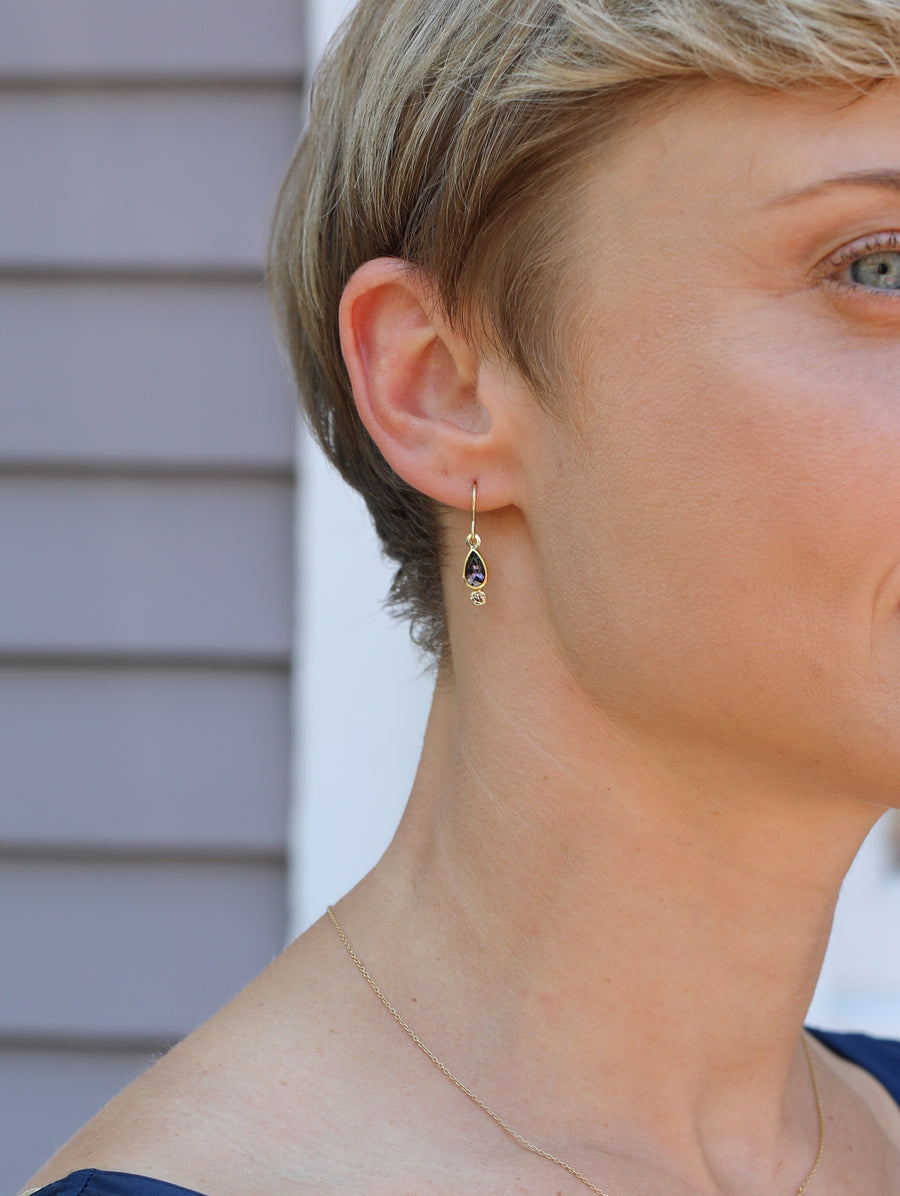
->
[0,858,286,1039]
[0,666,289,852]
[0,279,295,469]
[0,475,293,659]
[0,1,305,79]
[1,6,303,1188]
[0,89,303,269]
[2,1046,157,1193]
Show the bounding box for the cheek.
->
[539,308,900,783]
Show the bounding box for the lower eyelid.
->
[821,275,900,307]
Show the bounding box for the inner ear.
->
[419,334,490,433]
[340,259,489,445]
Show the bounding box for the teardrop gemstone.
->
[464,547,487,589]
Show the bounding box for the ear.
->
[338,257,524,512]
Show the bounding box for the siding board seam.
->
[0,462,295,482]
[0,659,288,676]
[0,266,268,284]
[0,1033,178,1053]
[0,76,304,93]
[0,657,293,674]
[0,847,288,866]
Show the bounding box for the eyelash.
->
[823,231,900,298]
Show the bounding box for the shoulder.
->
[808,1026,900,1158]
[23,922,365,1196]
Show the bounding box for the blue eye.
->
[849,251,900,290]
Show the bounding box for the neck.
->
[351,628,882,1189]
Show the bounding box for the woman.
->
[23,0,900,1192]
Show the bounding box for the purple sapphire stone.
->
[465,549,486,588]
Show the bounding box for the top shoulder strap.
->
[810,1028,900,1105]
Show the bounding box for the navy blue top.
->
[25,1030,900,1196]
[23,1175,205,1196]
[809,1028,900,1104]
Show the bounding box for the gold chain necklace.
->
[327,906,825,1195]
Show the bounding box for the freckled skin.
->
[27,79,900,1196]
[525,81,900,808]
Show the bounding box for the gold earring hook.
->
[463,482,487,605]
[468,482,480,549]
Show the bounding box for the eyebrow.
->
[768,169,900,206]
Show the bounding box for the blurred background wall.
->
[0,2,303,1186]
[1,1,899,1191]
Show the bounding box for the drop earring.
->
[463,482,487,605]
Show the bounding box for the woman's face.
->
[529,78,900,804]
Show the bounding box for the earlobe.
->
[338,257,518,512]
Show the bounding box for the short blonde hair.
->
[270,0,900,659]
